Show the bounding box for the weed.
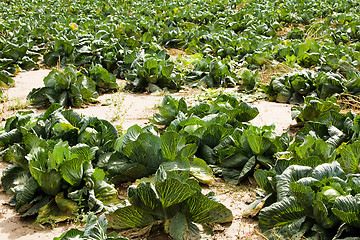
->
[0,94,29,121]
[6,97,29,111]
[258,60,295,85]
[107,92,127,124]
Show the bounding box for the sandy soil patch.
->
[6,69,50,99]
[251,101,295,134]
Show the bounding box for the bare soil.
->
[0,69,296,239]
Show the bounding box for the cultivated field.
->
[1,0,360,239]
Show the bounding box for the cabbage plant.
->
[27,65,118,108]
[106,167,233,239]
[102,125,213,185]
[254,162,360,239]
[216,125,290,184]
[266,70,345,104]
[27,66,84,108]
[0,105,118,155]
[1,139,121,224]
[125,49,180,92]
[291,96,341,123]
[295,110,355,148]
[184,55,239,88]
[152,93,259,128]
[0,106,120,223]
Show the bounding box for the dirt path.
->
[251,101,295,134]
[0,70,296,239]
[4,69,295,132]
[6,69,51,99]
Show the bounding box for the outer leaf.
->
[332,222,360,240]
[200,124,232,148]
[161,131,186,161]
[93,180,121,205]
[332,195,360,228]
[160,159,213,185]
[14,176,39,212]
[60,158,83,187]
[189,158,214,185]
[222,168,242,184]
[53,229,84,240]
[61,109,84,128]
[1,164,28,192]
[27,87,53,108]
[185,192,233,224]
[339,141,360,174]
[100,119,119,143]
[83,213,107,240]
[348,175,360,194]
[69,85,83,108]
[313,199,339,229]
[122,133,162,170]
[77,75,98,103]
[0,129,22,147]
[176,144,198,162]
[259,197,306,230]
[106,205,157,230]
[262,216,308,240]
[114,125,143,152]
[197,144,216,165]
[37,192,78,224]
[106,153,154,183]
[21,195,52,217]
[236,102,259,122]
[23,133,46,153]
[254,169,276,193]
[289,182,313,215]
[128,182,161,213]
[169,212,200,240]
[155,178,195,208]
[221,152,249,169]
[312,161,346,181]
[238,156,257,182]
[276,165,312,201]
[2,144,28,169]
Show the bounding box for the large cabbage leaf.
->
[338,141,360,174]
[259,196,307,231]
[332,195,360,228]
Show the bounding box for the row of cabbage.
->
[139,94,360,239]
[151,94,360,239]
[0,94,260,239]
[2,90,360,238]
[2,0,360,96]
